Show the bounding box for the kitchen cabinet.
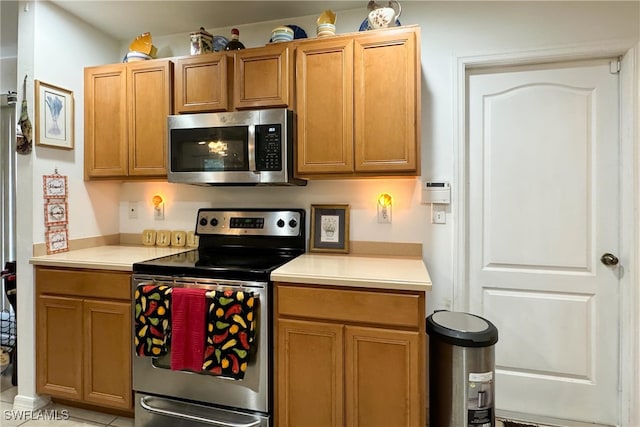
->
[84,59,172,179]
[173,43,293,113]
[173,52,229,113]
[295,26,420,177]
[275,282,426,427]
[36,267,133,411]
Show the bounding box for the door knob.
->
[600,253,619,266]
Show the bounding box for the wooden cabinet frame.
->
[35,267,133,411]
[274,282,426,427]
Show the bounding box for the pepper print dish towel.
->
[134,284,172,357]
[203,289,257,379]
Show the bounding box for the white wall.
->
[1,0,18,93]
[13,0,639,410]
[14,0,121,409]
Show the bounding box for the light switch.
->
[432,205,446,224]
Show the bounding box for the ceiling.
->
[49,1,364,42]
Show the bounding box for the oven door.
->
[135,393,269,427]
[132,275,271,414]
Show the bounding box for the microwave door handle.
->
[140,396,262,427]
[248,124,258,173]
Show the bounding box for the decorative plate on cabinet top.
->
[213,35,229,52]
[358,18,401,31]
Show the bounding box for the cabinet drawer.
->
[36,267,131,300]
[276,284,422,328]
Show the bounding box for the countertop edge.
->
[29,258,134,272]
[271,272,432,292]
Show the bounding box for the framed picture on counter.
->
[310,204,350,253]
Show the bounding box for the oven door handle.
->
[139,396,262,427]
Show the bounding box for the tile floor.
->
[1,364,134,427]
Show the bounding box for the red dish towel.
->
[170,287,208,372]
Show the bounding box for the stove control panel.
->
[196,209,303,237]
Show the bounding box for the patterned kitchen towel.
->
[134,284,172,357]
[202,289,257,380]
[170,287,208,372]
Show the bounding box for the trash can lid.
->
[426,311,498,348]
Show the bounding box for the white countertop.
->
[29,245,192,271]
[271,253,432,292]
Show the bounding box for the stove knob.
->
[199,217,208,226]
[210,218,219,227]
[277,219,285,228]
[289,219,298,228]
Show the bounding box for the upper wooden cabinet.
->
[84,59,172,179]
[173,52,229,113]
[173,43,293,113]
[234,44,293,110]
[296,26,420,177]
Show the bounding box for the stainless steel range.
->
[132,208,305,427]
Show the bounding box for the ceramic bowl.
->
[316,23,336,37]
[271,26,294,43]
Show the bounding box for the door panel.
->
[36,295,83,400]
[344,326,421,427]
[84,299,132,409]
[468,59,619,424]
[277,319,344,427]
[296,39,354,174]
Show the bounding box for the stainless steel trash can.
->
[426,311,498,427]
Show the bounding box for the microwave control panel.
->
[255,124,283,171]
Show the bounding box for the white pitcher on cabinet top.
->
[367,0,401,29]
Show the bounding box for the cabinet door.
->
[344,326,422,427]
[36,295,83,400]
[296,39,354,174]
[174,53,229,113]
[353,28,419,173]
[127,60,172,176]
[277,319,344,427]
[83,299,132,409]
[234,44,292,110]
[84,64,128,178]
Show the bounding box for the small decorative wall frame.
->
[310,204,350,253]
[35,80,74,149]
[45,228,69,254]
[44,199,68,226]
[43,170,70,254]
[43,174,68,198]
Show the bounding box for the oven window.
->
[171,126,249,172]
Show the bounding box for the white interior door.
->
[467,59,620,424]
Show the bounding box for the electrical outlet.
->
[128,202,138,219]
[154,204,165,220]
[377,204,392,224]
[432,205,446,224]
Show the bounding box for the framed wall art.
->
[310,204,350,253]
[35,80,74,149]
[44,199,68,226]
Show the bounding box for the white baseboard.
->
[12,394,51,411]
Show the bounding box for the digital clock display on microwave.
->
[229,217,265,229]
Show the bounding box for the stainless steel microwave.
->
[168,109,305,186]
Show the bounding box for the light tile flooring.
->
[1,364,134,427]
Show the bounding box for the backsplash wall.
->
[119,179,428,245]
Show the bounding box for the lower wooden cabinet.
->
[36,267,132,410]
[275,282,426,427]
